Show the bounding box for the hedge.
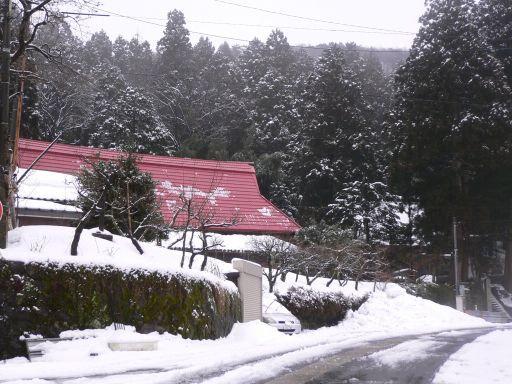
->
[0,259,241,358]
[276,286,368,329]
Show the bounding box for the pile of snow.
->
[17,168,78,202]
[226,321,289,344]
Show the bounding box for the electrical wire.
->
[212,0,415,35]
[81,5,414,52]
[187,20,412,35]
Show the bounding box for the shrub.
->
[275,286,368,329]
[415,282,454,307]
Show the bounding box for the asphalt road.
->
[263,328,495,384]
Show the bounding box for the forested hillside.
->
[13,0,512,277]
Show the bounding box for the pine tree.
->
[478,0,512,85]
[293,45,369,218]
[82,30,113,68]
[156,9,193,79]
[77,155,166,242]
[390,0,512,247]
[84,65,173,155]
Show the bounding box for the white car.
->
[262,312,301,334]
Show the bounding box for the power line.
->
[80,13,412,36]
[83,5,412,53]
[187,20,412,35]
[213,0,415,35]
[61,12,110,17]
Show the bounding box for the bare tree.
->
[166,184,240,271]
[0,0,98,248]
[250,237,296,293]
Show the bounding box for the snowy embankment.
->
[0,225,237,292]
[0,226,495,384]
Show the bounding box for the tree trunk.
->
[71,206,96,255]
[129,235,144,255]
[363,217,371,244]
[200,254,208,271]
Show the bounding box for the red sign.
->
[0,201,3,221]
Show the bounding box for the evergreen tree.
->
[293,45,369,218]
[77,155,166,242]
[84,65,173,155]
[82,30,113,68]
[113,36,154,88]
[31,20,88,142]
[478,0,512,85]
[240,31,303,155]
[156,9,193,79]
[390,0,512,248]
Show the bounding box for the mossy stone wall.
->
[0,259,241,358]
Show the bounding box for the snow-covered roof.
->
[17,139,301,235]
[16,168,81,215]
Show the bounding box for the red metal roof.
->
[17,139,301,235]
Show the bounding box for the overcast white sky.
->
[70,0,427,49]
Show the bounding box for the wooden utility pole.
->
[504,200,512,291]
[0,0,12,249]
[453,216,460,294]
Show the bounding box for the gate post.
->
[232,258,262,322]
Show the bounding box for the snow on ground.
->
[433,329,512,384]
[0,225,501,384]
[0,283,492,383]
[368,338,444,367]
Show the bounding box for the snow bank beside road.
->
[433,329,512,384]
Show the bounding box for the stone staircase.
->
[465,289,512,323]
[465,309,511,323]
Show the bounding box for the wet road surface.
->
[263,328,494,384]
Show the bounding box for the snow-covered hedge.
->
[0,259,241,358]
[275,286,368,329]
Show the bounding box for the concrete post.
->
[232,258,262,322]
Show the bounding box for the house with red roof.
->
[16,139,301,236]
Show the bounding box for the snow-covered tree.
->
[113,36,154,88]
[82,30,113,68]
[478,0,512,85]
[156,9,193,79]
[327,180,400,243]
[84,65,174,155]
[292,44,371,221]
[76,154,166,244]
[390,0,512,240]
